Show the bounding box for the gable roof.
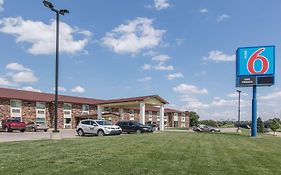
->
[97,95,169,105]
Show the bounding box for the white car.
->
[76,119,122,136]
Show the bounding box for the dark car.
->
[116,121,151,134]
[193,124,220,132]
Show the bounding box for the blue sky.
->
[0,0,281,121]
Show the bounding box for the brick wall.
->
[0,99,10,118]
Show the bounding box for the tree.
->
[199,120,218,127]
[269,118,280,136]
[189,111,199,127]
[257,117,264,133]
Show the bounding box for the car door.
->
[81,120,92,134]
[90,121,99,134]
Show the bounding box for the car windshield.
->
[96,120,112,125]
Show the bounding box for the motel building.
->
[0,88,190,130]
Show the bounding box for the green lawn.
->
[0,132,281,175]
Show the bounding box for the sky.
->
[0,0,281,121]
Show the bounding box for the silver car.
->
[26,122,49,132]
[76,119,122,136]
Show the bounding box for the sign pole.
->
[251,85,257,137]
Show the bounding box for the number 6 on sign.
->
[247,48,269,74]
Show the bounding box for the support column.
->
[160,104,164,131]
[140,102,145,125]
[97,105,103,120]
[119,108,124,120]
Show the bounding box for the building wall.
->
[0,99,10,118]
[0,97,190,129]
[22,101,36,123]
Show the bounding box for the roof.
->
[0,87,173,109]
[97,95,169,105]
[0,87,104,105]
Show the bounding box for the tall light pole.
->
[236,90,241,132]
[43,0,69,133]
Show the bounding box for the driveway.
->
[0,129,78,142]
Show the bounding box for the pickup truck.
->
[1,118,26,132]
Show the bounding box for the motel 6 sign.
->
[236,46,275,87]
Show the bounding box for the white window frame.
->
[182,117,185,122]
[63,103,72,128]
[82,104,90,114]
[10,100,22,121]
[36,102,46,124]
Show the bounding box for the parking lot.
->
[0,127,239,143]
[0,129,78,142]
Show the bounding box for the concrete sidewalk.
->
[0,129,78,142]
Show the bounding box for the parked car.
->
[145,121,158,132]
[193,124,220,132]
[1,118,26,132]
[76,119,122,136]
[26,122,49,132]
[116,121,152,134]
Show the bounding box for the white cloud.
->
[259,91,281,100]
[5,63,38,83]
[154,0,171,10]
[11,71,38,83]
[217,14,230,22]
[0,0,4,12]
[180,95,209,109]
[152,54,170,62]
[6,63,31,71]
[53,86,67,92]
[142,64,152,70]
[211,97,237,107]
[173,84,208,94]
[167,73,183,80]
[21,86,41,92]
[71,86,85,93]
[154,62,174,71]
[199,9,208,13]
[203,50,235,62]
[0,77,11,86]
[102,17,165,55]
[138,77,152,82]
[58,86,67,92]
[227,92,248,98]
[0,17,91,55]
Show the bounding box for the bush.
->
[270,118,280,135]
[257,117,264,133]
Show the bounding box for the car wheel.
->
[32,128,36,132]
[44,130,48,132]
[97,130,105,136]
[20,129,25,132]
[211,130,215,132]
[136,129,141,134]
[77,129,84,136]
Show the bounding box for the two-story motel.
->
[0,87,190,130]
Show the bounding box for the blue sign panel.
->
[236,46,275,87]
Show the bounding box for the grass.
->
[0,132,281,175]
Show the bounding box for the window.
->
[81,120,91,125]
[36,102,45,109]
[11,100,21,108]
[63,103,72,110]
[36,102,46,124]
[63,103,72,128]
[82,105,89,114]
[10,100,22,121]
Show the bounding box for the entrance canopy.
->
[96,95,169,131]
